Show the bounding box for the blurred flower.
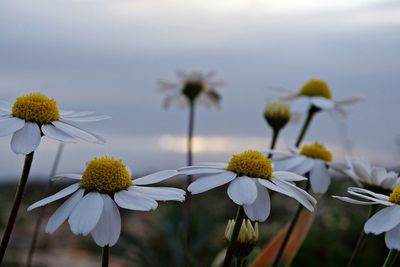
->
[272,143,333,194]
[331,159,400,194]
[225,219,259,258]
[28,157,185,247]
[157,70,224,108]
[264,101,291,132]
[333,187,400,250]
[178,150,316,222]
[0,93,110,155]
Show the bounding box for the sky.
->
[1,0,400,180]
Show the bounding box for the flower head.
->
[178,150,316,222]
[264,101,291,131]
[298,79,332,99]
[0,92,110,155]
[225,219,259,258]
[299,143,332,162]
[28,157,185,247]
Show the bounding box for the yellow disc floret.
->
[299,79,332,99]
[12,93,60,124]
[80,157,132,195]
[227,150,272,180]
[389,187,400,204]
[300,143,333,162]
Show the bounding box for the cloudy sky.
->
[1,0,400,180]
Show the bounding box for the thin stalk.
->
[268,129,280,158]
[382,249,399,267]
[183,101,195,267]
[271,180,310,267]
[295,105,319,148]
[346,205,379,267]
[102,245,109,267]
[0,151,35,264]
[27,143,65,267]
[223,206,245,267]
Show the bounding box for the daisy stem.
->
[267,129,281,159]
[183,100,195,266]
[102,245,109,267]
[271,180,310,267]
[382,249,399,267]
[295,105,319,148]
[223,206,245,267]
[26,143,64,267]
[0,151,35,264]
[346,205,379,267]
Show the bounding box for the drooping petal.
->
[61,115,111,123]
[52,173,82,181]
[52,121,105,144]
[227,176,258,205]
[332,196,379,205]
[91,194,121,247]
[272,178,316,211]
[42,124,77,143]
[310,160,331,194]
[45,189,85,234]
[0,117,25,137]
[68,192,104,235]
[187,172,237,194]
[244,182,271,222]
[364,205,400,234]
[134,170,179,185]
[272,171,307,182]
[28,183,81,211]
[385,223,400,250]
[114,190,158,211]
[130,186,185,202]
[11,122,41,154]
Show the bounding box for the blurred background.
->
[1,0,400,266]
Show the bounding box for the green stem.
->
[295,105,319,148]
[0,151,35,264]
[346,205,379,267]
[102,245,109,267]
[223,206,245,267]
[382,249,399,267]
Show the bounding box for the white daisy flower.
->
[178,150,317,222]
[333,186,400,250]
[28,157,185,247]
[275,79,363,117]
[272,142,333,194]
[331,159,400,194]
[157,70,224,109]
[0,93,110,155]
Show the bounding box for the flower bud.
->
[264,101,291,131]
[224,219,259,258]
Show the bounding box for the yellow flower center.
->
[300,143,333,162]
[389,187,400,204]
[298,79,332,99]
[182,80,205,101]
[227,150,272,180]
[12,93,60,124]
[80,157,132,195]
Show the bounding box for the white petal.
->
[197,162,228,168]
[258,178,291,196]
[130,186,185,202]
[290,158,315,176]
[134,170,179,185]
[0,100,12,112]
[52,121,105,144]
[385,223,400,250]
[0,117,25,137]
[311,97,335,109]
[364,205,400,234]
[52,173,82,181]
[91,194,121,247]
[332,196,378,205]
[347,187,392,206]
[353,162,372,184]
[62,111,95,117]
[68,192,104,235]
[273,156,306,172]
[114,190,158,211]
[11,122,41,154]
[188,172,237,194]
[272,178,316,211]
[244,183,271,222]
[42,124,77,143]
[179,168,225,175]
[371,167,387,184]
[45,189,85,234]
[61,115,111,123]
[272,171,307,182]
[310,160,331,194]
[227,176,258,205]
[28,183,80,211]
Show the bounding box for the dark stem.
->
[295,105,319,148]
[271,180,310,267]
[268,129,280,158]
[0,151,35,264]
[382,249,399,267]
[26,143,64,267]
[346,205,379,267]
[223,206,245,267]
[102,245,109,267]
[183,101,195,267]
